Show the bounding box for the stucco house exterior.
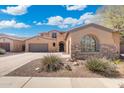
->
[0,34,25,52]
[25,30,67,52]
[66,23,120,59]
[0,23,120,59]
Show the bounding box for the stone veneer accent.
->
[71,43,119,60]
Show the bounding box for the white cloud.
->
[65,5,87,11]
[0,20,30,29]
[1,5,30,15]
[64,17,78,26]
[3,33,17,36]
[33,21,37,24]
[36,22,42,25]
[78,12,95,25]
[47,16,63,26]
[39,12,95,29]
[45,16,79,28]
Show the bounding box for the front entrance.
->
[59,42,64,52]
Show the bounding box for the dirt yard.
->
[117,62,124,77]
[6,59,104,77]
[6,59,124,78]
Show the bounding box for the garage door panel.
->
[29,44,48,52]
[0,43,10,52]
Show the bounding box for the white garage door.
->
[29,44,48,52]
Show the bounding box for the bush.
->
[113,59,121,65]
[86,57,119,77]
[0,48,6,54]
[41,55,64,72]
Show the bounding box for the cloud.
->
[65,5,87,11]
[39,12,95,28]
[36,22,42,25]
[78,12,95,25]
[33,21,43,26]
[47,16,63,26]
[1,5,30,15]
[33,21,37,24]
[0,20,30,29]
[2,33,17,36]
[45,16,79,28]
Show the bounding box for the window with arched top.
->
[81,35,98,52]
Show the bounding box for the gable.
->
[68,23,115,33]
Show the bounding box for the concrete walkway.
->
[0,77,124,88]
[0,53,70,76]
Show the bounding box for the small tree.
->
[96,6,124,36]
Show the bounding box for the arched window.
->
[81,35,98,52]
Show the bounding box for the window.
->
[81,35,97,52]
[53,42,56,47]
[52,33,57,38]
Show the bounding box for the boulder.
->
[35,67,41,73]
[65,65,72,71]
[73,62,79,66]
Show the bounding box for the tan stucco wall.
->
[0,37,14,51]
[65,36,71,54]
[25,37,57,52]
[0,37,24,52]
[66,26,120,59]
[25,31,67,52]
[13,40,25,52]
[112,32,120,53]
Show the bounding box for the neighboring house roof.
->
[68,23,116,33]
[0,33,26,41]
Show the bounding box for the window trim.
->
[80,35,99,52]
[52,33,57,38]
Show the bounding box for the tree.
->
[96,6,124,36]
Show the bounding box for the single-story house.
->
[0,23,120,59]
[0,34,25,52]
[65,23,120,59]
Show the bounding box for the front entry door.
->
[59,42,64,52]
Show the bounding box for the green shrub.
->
[0,48,6,55]
[86,57,119,77]
[41,55,64,72]
[113,59,121,65]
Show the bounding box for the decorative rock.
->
[35,67,41,73]
[65,65,72,71]
[65,58,70,62]
[73,62,79,66]
[35,67,40,71]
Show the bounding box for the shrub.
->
[0,48,6,55]
[113,59,121,65]
[86,57,119,77]
[41,55,64,72]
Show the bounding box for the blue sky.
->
[0,5,102,37]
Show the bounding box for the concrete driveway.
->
[0,53,70,76]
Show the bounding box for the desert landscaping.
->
[6,55,124,78]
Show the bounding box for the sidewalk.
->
[0,77,124,88]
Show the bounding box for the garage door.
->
[0,43,10,52]
[29,44,48,52]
